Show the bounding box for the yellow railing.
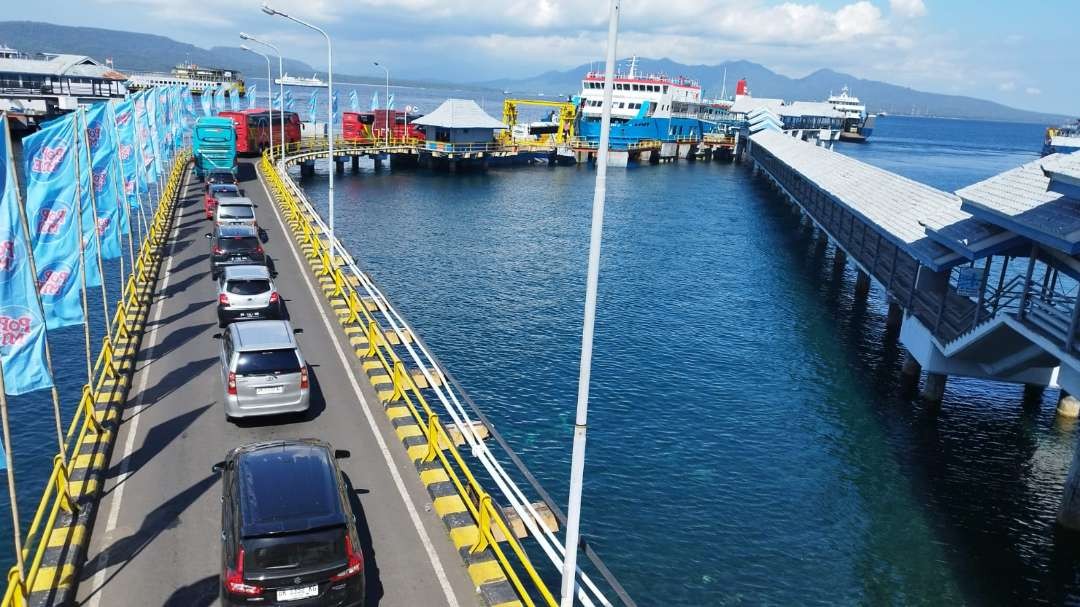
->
[1,150,190,607]
[260,154,557,607]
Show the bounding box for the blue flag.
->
[229,88,240,112]
[371,91,379,111]
[248,85,257,110]
[308,90,318,120]
[144,90,163,183]
[134,91,156,188]
[0,113,54,395]
[183,85,195,121]
[83,103,123,259]
[112,99,140,210]
[349,89,359,111]
[75,110,103,288]
[273,91,282,111]
[200,86,212,116]
[215,85,227,115]
[332,91,339,118]
[21,115,85,329]
[387,93,394,110]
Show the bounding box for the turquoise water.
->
[293,116,1080,605]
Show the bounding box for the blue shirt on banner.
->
[84,103,123,260]
[21,115,86,330]
[0,113,55,395]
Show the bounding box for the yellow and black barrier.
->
[1,151,191,607]
[259,154,556,607]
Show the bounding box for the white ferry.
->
[275,73,325,87]
[827,86,875,142]
[127,63,244,95]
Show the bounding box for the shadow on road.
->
[162,574,218,607]
[343,473,383,607]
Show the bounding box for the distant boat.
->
[1042,119,1080,156]
[827,86,874,143]
[275,73,325,87]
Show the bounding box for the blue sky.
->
[16,0,1078,115]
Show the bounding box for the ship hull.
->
[577,116,721,147]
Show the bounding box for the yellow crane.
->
[501,98,577,145]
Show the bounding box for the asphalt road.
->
[75,160,479,607]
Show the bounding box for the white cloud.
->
[998,82,1015,92]
[1026,87,1042,95]
[889,0,927,18]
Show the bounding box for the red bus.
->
[219,109,301,155]
[342,110,424,143]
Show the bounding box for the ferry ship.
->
[575,57,728,147]
[275,73,325,87]
[828,86,875,142]
[1042,120,1080,156]
[127,63,244,95]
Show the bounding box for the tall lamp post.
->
[240,32,286,164]
[262,2,335,249]
[240,44,273,160]
[373,61,389,146]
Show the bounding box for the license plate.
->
[239,312,260,318]
[230,256,245,261]
[256,386,284,395]
[277,584,318,601]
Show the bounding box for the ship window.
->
[663,86,669,93]
[632,84,639,91]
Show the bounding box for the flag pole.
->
[76,109,113,344]
[0,358,24,583]
[561,1,619,605]
[71,111,96,385]
[6,113,67,463]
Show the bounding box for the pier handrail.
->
[1,151,189,607]
[261,151,631,606]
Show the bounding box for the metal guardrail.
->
[1,151,189,607]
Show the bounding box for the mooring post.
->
[1058,391,1080,418]
[855,269,872,299]
[886,299,903,331]
[900,352,922,397]
[920,372,949,403]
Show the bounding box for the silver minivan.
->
[220,320,310,420]
[217,265,281,327]
[214,196,257,229]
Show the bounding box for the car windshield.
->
[219,206,254,220]
[244,527,345,573]
[219,236,259,252]
[212,188,241,198]
[227,279,270,296]
[236,348,300,375]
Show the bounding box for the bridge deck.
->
[73,161,478,606]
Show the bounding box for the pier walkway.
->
[72,160,479,606]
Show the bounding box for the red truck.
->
[219,109,302,155]
[342,110,424,144]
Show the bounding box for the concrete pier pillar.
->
[900,352,922,397]
[855,270,872,299]
[1023,383,1045,405]
[1058,437,1080,529]
[886,300,904,331]
[351,155,360,172]
[372,155,383,171]
[832,248,847,273]
[334,158,345,174]
[1058,391,1080,418]
[920,372,948,402]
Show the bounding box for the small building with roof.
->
[412,98,506,147]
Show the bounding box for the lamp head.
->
[239,32,253,40]
[261,3,278,16]
[240,44,251,51]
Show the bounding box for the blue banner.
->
[248,85,257,110]
[349,89,358,111]
[84,103,123,259]
[371,91,379,111]
[145,89,164,182]
[112,99,140,210]
[215,85,227,115]
[308,90,318,120]
[0,114,54,395]
[75,111,102,288]
[21,116,85,329]
[273,91,281,111]
[229,88,240,112]
[200,86,212,117]
[332,91,339,118]
[183,85,195,121]
[387,93,394,110]
[133,91,156,190]
[105,102,134,236]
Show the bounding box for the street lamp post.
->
[262,2,335,249]
[240,44,273,160]
[374,61,389,146]
[241,32,286,164]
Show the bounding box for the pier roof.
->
[0,54,126,80]
[957,153,1080,255]
[779,101,842,119]
[729,96,784,116]
[411,98,506,129]
[750,129,968,270]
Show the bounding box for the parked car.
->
[217,265,282,327]
[214,197,258,229]
[219,319,309,419]
[206,183,243,220]
[208,225,265,280]
[205,168,239,191]
[214,440,364,606]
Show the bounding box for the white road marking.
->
[257,166,461,606]
[86,175,190,607]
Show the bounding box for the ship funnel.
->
[735,78,748,97]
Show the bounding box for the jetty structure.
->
[746,128,1080,527]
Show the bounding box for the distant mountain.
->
[0,21,460,90]
[481,57,1070,124]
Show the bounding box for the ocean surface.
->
[0,114,1074,606]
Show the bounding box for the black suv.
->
[208,225,265,280]
[206,168,239,191]
[214,440,365,607]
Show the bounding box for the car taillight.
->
[330,535,363,582]
[300,366,309,389]
[212,246,224,255]
[227,372,237,395]
[255,244,264,255]
[218,293,229,306]
[224,546,262,596]
[269,291,279,304]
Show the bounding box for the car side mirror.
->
[293,328,303,334]
[334,449,351,459]
[204,233,212,239]
[212,332,223,339]
[211,461,226,473]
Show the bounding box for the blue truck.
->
[193,116,237,179]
